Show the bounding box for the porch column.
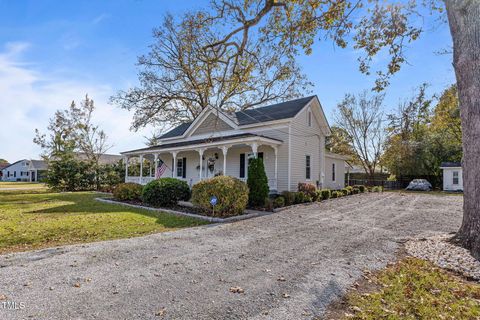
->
[250,142,258,158]
[139,155,144,184]
[221,146,229,175]
[153,154,158,178]
[197,148,204,181]
[172,151,177,178]
[124,156,128,182]
[273,146,278,190]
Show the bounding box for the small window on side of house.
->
[332,163,336,182]
[453,171,459,185]
[308,111,312,127]
[305,155,311,179]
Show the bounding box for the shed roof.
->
[440,162,462,168]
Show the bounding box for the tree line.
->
[34,96,124,191]
[328,84,461,187]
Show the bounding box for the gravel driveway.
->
[0,192,462,320]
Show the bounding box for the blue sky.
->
[0,0,455,162]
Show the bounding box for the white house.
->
[1,159,47,182]
[121,96,348,192]
[440,162,463,191]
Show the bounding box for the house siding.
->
[324,156,346,190]
[1,160,30,182]
[191,113,233,136]
[247,127,289,192]
[289,103,322,191]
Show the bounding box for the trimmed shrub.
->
[247,158,269,207]
[142,178,191,207]
[265,198,274,211]
[320,189,331,200]
[113,183,143,201]
[352,187,360,194]
[191,176,248,217]
[372,186,383,193]
[281,191,296,206]
[304,195,313,202]
[340,188,349,196]
[355,185,366,193]
[294,192,306,204]
[331,191,339,198]
[298,182,317,197]
[315,190,322,202]
[273,196,285,208]
[345,186,353,193]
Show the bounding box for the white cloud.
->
[0,42,150,163]
[92,13,110,25]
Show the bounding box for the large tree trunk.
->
[446,0,480,259]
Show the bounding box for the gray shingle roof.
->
[159,96,316,139]
[440,162,461,168]
[29,160,48,170]
[235,96,315,125]
[160,122,193,139]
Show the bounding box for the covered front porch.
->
[122,134,282,192]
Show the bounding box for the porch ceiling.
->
[122,133,282,156]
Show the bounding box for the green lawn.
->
[0,182,46,189]
[0,188,207,254]
[340,257,480,319]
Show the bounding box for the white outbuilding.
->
[440,162,463,192]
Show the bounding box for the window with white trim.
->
[332,163,336,181]
[453,171,459,185]
[307,110,312,127]
[305,155,311,179]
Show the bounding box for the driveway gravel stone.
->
[0,192,462,319]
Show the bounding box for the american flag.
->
[156,159,167,178]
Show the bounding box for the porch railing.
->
[126,176,277,190]
[125,176,155,185]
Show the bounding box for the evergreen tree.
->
[247,158,269,207]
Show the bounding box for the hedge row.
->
[113,178,190,207]
[267,182,372,209]
[113,177,376,218]
[113,176,249,218]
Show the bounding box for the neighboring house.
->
[1,159,47,182]
[74,153,123,165]
[1,154,122,182]
[28,160,48,182]
[121,96,347,193]
[440,162,463,191]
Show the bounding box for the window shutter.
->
[182,157,187,178]
[240,153,245,178]
[258,152,264,161]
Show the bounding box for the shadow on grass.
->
[7,190,207,229]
